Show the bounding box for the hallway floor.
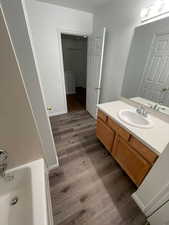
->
[49,111,146,225]
[67,94,85,112]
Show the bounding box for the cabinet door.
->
[96,119,115,152]
[129,136,158,165]
[114,136,151,186]
[98,110,108,123]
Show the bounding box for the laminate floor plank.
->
[49,111,146,225]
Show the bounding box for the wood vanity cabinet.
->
[96,119,115,152]
[96,110,158,186]
[113,136,151,186]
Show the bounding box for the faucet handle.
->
[136,105,144,114]
[136,105,148,117]
[136,105,141,113]
[143,110,148,117]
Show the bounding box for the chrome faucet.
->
[0,150,8,177]
[136,105,148,117]
[152,104,159,111]
[150,104,166,112]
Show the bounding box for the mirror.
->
[122,16,169,116]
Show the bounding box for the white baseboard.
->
[132,193,146,214]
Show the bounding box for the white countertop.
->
[97,100,169,155]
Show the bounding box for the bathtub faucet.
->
[0,150,8,177]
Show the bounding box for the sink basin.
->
[118,109,153,128]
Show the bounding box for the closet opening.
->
[61,33,88,112]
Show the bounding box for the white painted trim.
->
[97,27,106,105]
[138,12,169,27]
[58,28,90,37]
[21,0,59,168]
[144,182,169,216]
[58,28,91,116]
[132,193,146,213]
[57,31,68,115]
[48,163,59,171]
[132,182,169,217]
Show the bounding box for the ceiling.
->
[37,0,112,12]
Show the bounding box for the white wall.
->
[93,0,152,103]
[0,7,42,169]
[122,16,169,99]
[23,0,93,116]
[1,0,58,168]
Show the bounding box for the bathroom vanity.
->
[96,101,169,186]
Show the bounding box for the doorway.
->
[61,33,88,112]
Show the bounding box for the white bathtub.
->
[0,159,53,225]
